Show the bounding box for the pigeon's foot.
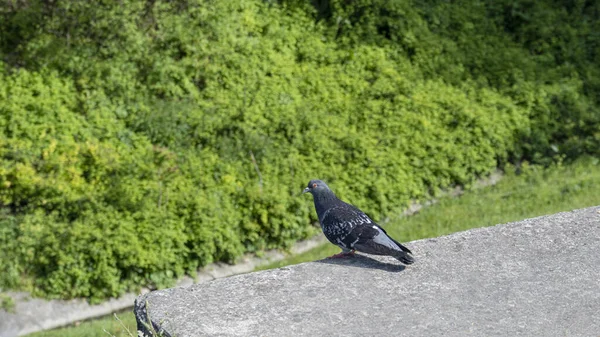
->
[329,250,355,259]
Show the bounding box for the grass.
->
[26,158,600,337]
[27,311,137,337]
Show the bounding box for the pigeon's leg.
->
[329,249,355,259]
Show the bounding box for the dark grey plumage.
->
[303,179,414,264]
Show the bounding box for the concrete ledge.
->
[135,206,600,337]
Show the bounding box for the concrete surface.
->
[135,206,600,337]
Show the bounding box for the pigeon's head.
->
[302,179,331,196]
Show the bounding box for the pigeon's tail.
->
[394,251,415,265]
[391,239,414,265]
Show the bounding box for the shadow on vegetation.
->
[315,254,406,273]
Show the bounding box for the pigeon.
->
[303,179,414,264]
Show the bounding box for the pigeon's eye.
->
[312,183,317,188]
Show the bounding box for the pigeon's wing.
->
[320,205,373,249]
[369,223,413,254]
[344,223,410,256]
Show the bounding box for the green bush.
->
[0,0,598,301]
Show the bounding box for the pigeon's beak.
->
[302,187,310,194]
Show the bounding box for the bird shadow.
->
[315,253,406,273]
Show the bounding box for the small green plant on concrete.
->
[0,294,15,313]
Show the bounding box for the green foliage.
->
[306,0,600,162]
[0,0,598,301]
